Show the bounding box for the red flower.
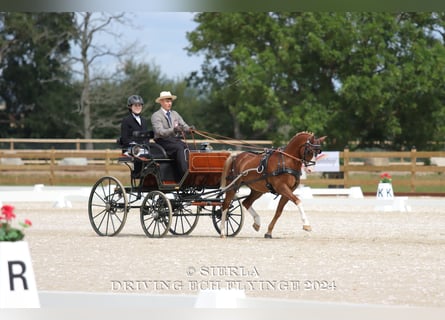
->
[1,204,32,242]
[379,172,392,183]
[1,204,16,221]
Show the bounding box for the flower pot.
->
[0,241,40,308]
[376,182,394,198]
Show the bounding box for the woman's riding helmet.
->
[127,95,144,107]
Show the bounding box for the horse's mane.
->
[294,131,314,137]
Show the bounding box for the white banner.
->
[313,151,340,172]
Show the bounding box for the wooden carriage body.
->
[139,143,231,191]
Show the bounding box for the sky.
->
[84,12,204,79]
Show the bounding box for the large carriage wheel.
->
[212,197,244,237]
[169,203,200,236]
[140,191,172,238]
[88,176,128,236]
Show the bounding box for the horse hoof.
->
[264,233,272,239]
[302,225,312,232]
[252,223,260,232]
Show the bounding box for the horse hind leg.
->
[242,190,263,232]
[220,208,228,238]
[248,207,260,231]
[219,188,237,238]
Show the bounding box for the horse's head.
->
[286,131,326,167]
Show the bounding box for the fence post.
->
[410,146,417,192]
[343,146,349,188]
[105,149,110,175]
[50,148,56,185]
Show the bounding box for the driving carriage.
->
[88,130,325,239]
[87,130,245,238]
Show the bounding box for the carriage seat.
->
[116,130,154,150]
[117,130,178,181]
[148,143,169,159]
[116,130,173,162]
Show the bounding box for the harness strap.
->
[234,150,302,195]
[270,167,301,178]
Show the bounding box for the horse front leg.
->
[289,195,311,232]
[274,187,312,234]
[297,203,312,232]
[265,196,288,239]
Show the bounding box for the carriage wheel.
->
[88,176,128,236]
[169,204,200,236]
[140,191,172,238]
[212,197,244,237]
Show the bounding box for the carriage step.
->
[191,201,222,207]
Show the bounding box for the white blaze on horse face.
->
[247,206,261,227]
[304,166,313,174]
[310,151,317,164]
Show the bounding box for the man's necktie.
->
[166,111,172,127]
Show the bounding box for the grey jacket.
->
[151,108,190,139]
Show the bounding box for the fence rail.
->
[1,139,444,193]
[0,138,273,151]
[304,147,445,193]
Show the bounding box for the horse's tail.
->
[220,154,235,188]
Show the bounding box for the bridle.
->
[301,138,322,167]
[276,135,323,167]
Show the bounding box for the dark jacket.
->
[120,113,149,149]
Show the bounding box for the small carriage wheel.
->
[140,191,172,238]
[169,204,200,236]
[88,176,128,236]
[212,197,244,237]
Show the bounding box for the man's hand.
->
[174,125,183,133]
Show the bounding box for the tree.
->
[0,12,78,138]
[70,12,139,148]
[186,12,445,150]
[89,59,165,139]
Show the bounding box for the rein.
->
[189,129,268,152]
[189,130,321,193]
[276,149,302,164]
[188,129,309,166]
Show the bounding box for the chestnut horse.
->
[219,131,326,238]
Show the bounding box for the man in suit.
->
[151,91,194,179]
[120,94,150,178]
